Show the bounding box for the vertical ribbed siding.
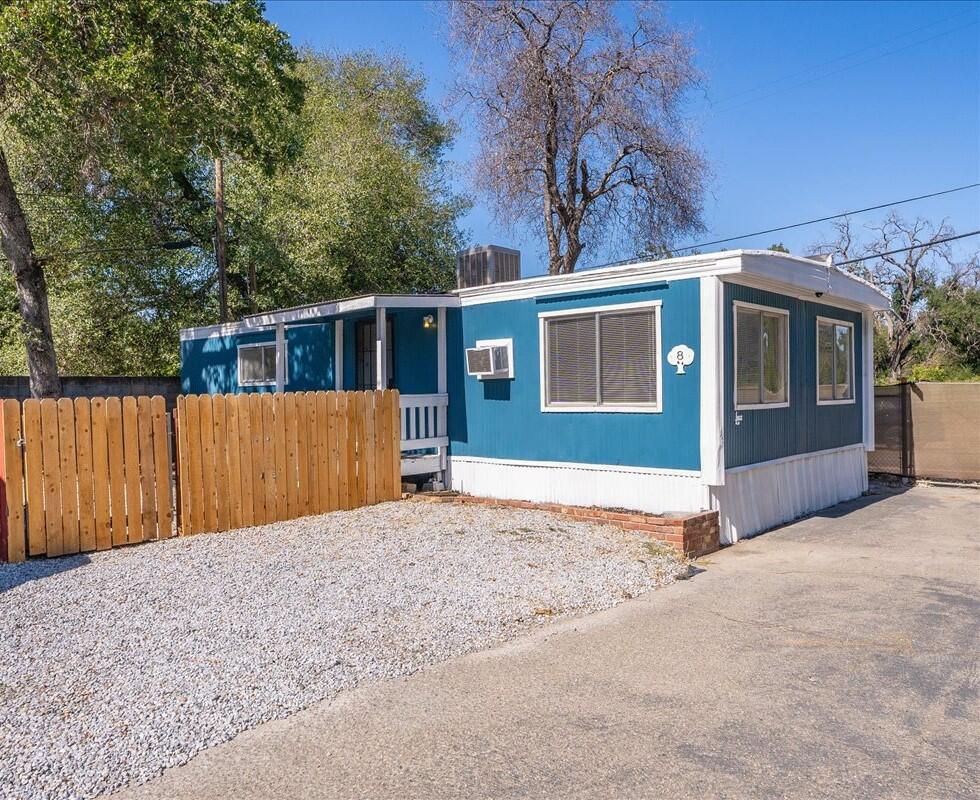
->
[723,283,864,468]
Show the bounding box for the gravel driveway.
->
[0,500,686,800]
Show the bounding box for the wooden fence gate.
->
[0,389,402,561]
[0,396,173,561]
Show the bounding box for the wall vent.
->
[456,245,521,289]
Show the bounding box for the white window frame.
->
[538,299,663,414]
[733,300,791,411]
[237,341,287,387]
[815,316,856,406]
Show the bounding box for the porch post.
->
[275,322,286,392]
[375,306,387,389]
[334,319,343,390]
[437,306,447,394]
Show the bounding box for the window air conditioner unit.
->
[465,339,513,379]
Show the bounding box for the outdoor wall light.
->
[423,314,435,329]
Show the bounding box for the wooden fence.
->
[0,390,402,562]
[0,396,173,562]
[176,391,400,535]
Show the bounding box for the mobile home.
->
[180,248,888,543]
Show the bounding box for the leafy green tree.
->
[768,242,790,253]
[0,0,302,394]
[226,52,468,314]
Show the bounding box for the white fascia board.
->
[375,294,460,309]
[457,253,741,306]
[180,293,458,341]
[737,253,889,310]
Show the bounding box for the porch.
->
[179,293,456,485]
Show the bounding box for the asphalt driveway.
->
[117,483,979,800]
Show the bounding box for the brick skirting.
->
[412,493,720,557]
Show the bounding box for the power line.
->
[835,230,979,266]
[670,182,980,255]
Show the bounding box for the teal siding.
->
[447,279,701,470]
[181,324,334,394]
[723,283,863,468]
[181,310,440,396]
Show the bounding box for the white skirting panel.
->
[710,444,868,544]
[448,456,707,515]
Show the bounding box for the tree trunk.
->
[0,148,61,398]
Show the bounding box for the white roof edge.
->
[456,248,889,310]
[180,293,459,341]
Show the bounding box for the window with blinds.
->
[544,305,660,409]
[734,304,788,408]
[817,318,854,403]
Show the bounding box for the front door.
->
[354,317,395,390]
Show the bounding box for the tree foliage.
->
[225,52,468,316]
[815,213,979,382]
[0,40,467,376]
[445,0,706,274]
[0,0,303,391]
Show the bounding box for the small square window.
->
[238,343,281,386]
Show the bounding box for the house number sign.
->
[667,344,695,375]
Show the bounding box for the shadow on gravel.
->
[0,554,91,593]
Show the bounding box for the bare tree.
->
[816,213,967,382]
[445,0,706,274]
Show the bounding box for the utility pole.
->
[214,156,228,322]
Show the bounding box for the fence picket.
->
[248,394,266,526]
[236,394,254,528]
[364,392,378,506]
[324,392,338,512]
[23,400,44,556]
[377,390,390,502]
[105,398,127,546]
[284,393,299,518]
[183,395,205,535]
[136,397,157,540]
[39,400,63,557]
[56,398,81,554]
[151,396,173,539]
[224,395,243,530]
[121,397,143,543]
[2,400,25,562]
[73,398,96,552]
[273,394,288,520]
[198,395,218,534]
[212,394,231,533]
[90,398,112,550]
[389,390,401,497]
[298,393,313,515]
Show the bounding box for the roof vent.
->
[456,245,521,289]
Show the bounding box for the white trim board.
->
[699,276,725,486]
[181,293,458,341]
[457,250,888,310]
[449,455,706,515]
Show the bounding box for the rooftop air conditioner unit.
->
[456,245,521,289]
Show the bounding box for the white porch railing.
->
[399,393,449,451]
[399,393,448,482]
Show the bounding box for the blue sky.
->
[264,0,980,275]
